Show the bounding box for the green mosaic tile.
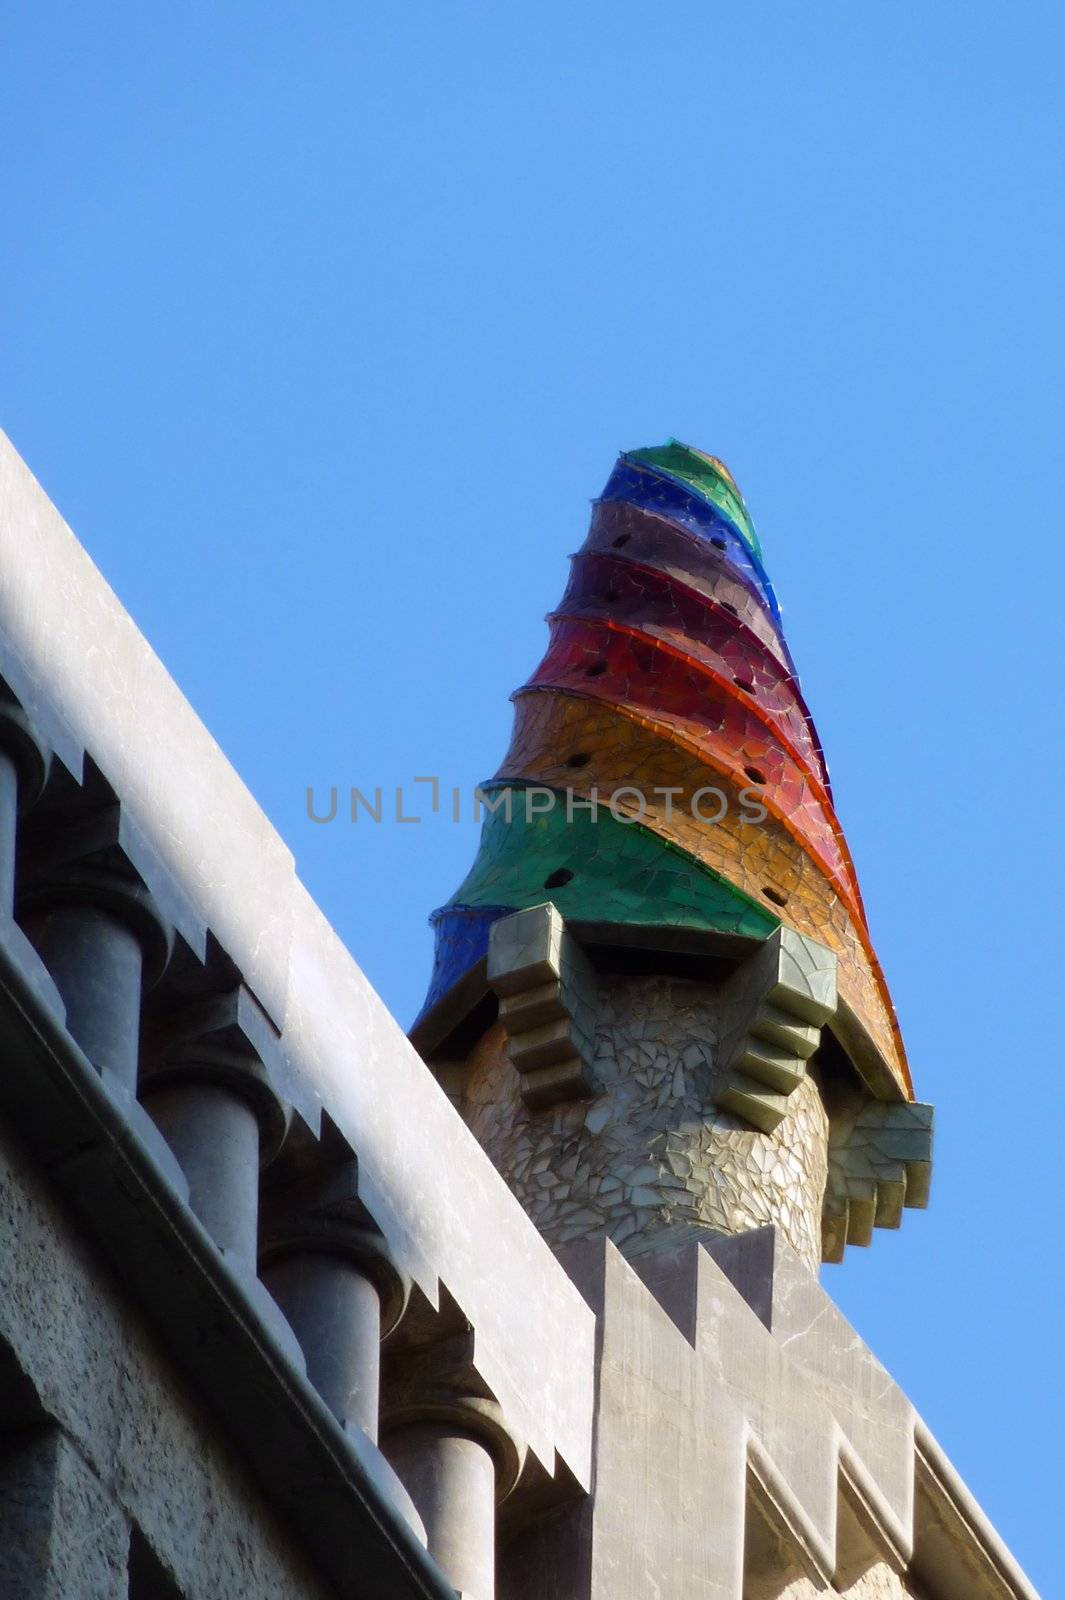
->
[450,783,779,940]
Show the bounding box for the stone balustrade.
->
[0,431,595,1511]
[0,655,571,1599]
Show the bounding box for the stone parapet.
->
[0,427,595,1498]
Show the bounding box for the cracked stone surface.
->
[461,972,830,1272]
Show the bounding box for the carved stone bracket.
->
[716,927,838,1133]
[487,902,598,1110]
[0,684,51,930]
[261,1214,411,1442]
[18,802,176,1095]
[823,1100,934,1263]
[381,1327,528,1598]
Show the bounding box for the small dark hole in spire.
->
[744,765,766,785]
[585,661,608,678]
[544,868,573,890]
[612,533,631,548]
[566,753,591,769]
[763,885,788,907]
[721,601,738,616]
[711,536,727,551]
[734,676,754,694]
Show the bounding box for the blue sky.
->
[2,3,1062,1587]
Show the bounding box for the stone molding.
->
[261,1219,411,1339]
[382,1331,528,1503]
[0,917,452,1600]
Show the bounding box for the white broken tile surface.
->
[462,972,830,1271]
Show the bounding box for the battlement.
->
[508,1229,1037,1599]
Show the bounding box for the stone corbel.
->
[822,1100,934,1263]
[487,902,598,1110]
[716,927,838,1134]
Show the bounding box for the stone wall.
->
[0,1116,337,1600]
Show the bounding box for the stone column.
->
[0,690,49,916]
[0,747,17,915]
[261,1222,408,1441]
[385,1421,497,1600]
[21,870,170,1095]
[382,1347,525,1600]
[142,1042,287,1274]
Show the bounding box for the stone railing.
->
[0,429,595,1600]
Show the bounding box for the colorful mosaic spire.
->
[414,442,912,1103]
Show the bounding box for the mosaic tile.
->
[626,441,761,553]
[437,785,777,938]
[495,695,907,1094]
[599,458,780,621]
[460,977,831,1272]
[415,441,914,1106]
[586,500,795,671]
[520,629,851,898]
